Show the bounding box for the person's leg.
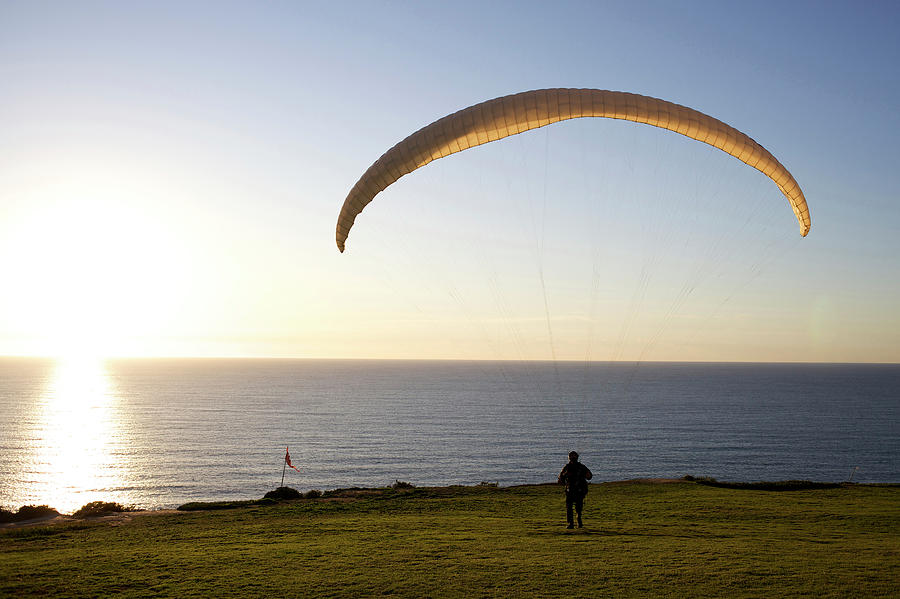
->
[565,494,575,528]
[575,496,584,527]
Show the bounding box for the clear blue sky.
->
[1,0,898,362]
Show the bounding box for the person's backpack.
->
[576,465,589,496]
[565,463,589,496]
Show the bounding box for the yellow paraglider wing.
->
[336,89,809,252]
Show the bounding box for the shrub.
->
[263,486,302,500]
[0,507,16,523]
[177,500,263,511]
[391,480,414,490]
[691,477,712,487]
[12,505,59,521]
[73,501,137,518]
[477,481,498,487]
[692,478,842,491]
[304,489,322,499]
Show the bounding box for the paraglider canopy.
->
[336,88,809,252]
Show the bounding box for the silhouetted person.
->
[558,450,592,529]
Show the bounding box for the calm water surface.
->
[1,358,897,512]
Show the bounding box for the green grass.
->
[1,482,898,598]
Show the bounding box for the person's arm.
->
[584,466,593,480]
[558,465,568,484]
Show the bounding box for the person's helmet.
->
[568,451,579,460]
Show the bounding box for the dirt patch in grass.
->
[0,509,181,530]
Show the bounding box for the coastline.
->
[3,476,890,530]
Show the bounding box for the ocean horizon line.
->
[3,355,899,366]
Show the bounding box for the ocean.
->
[1,358,897,512]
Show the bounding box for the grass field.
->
[1,481,898,597]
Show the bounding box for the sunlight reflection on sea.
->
[8,358,136,513]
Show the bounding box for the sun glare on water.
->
[27,356,133,514]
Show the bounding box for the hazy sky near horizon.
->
[1,0,898,362]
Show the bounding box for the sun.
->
[2,193,190,359]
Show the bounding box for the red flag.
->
[285,446,301,472]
